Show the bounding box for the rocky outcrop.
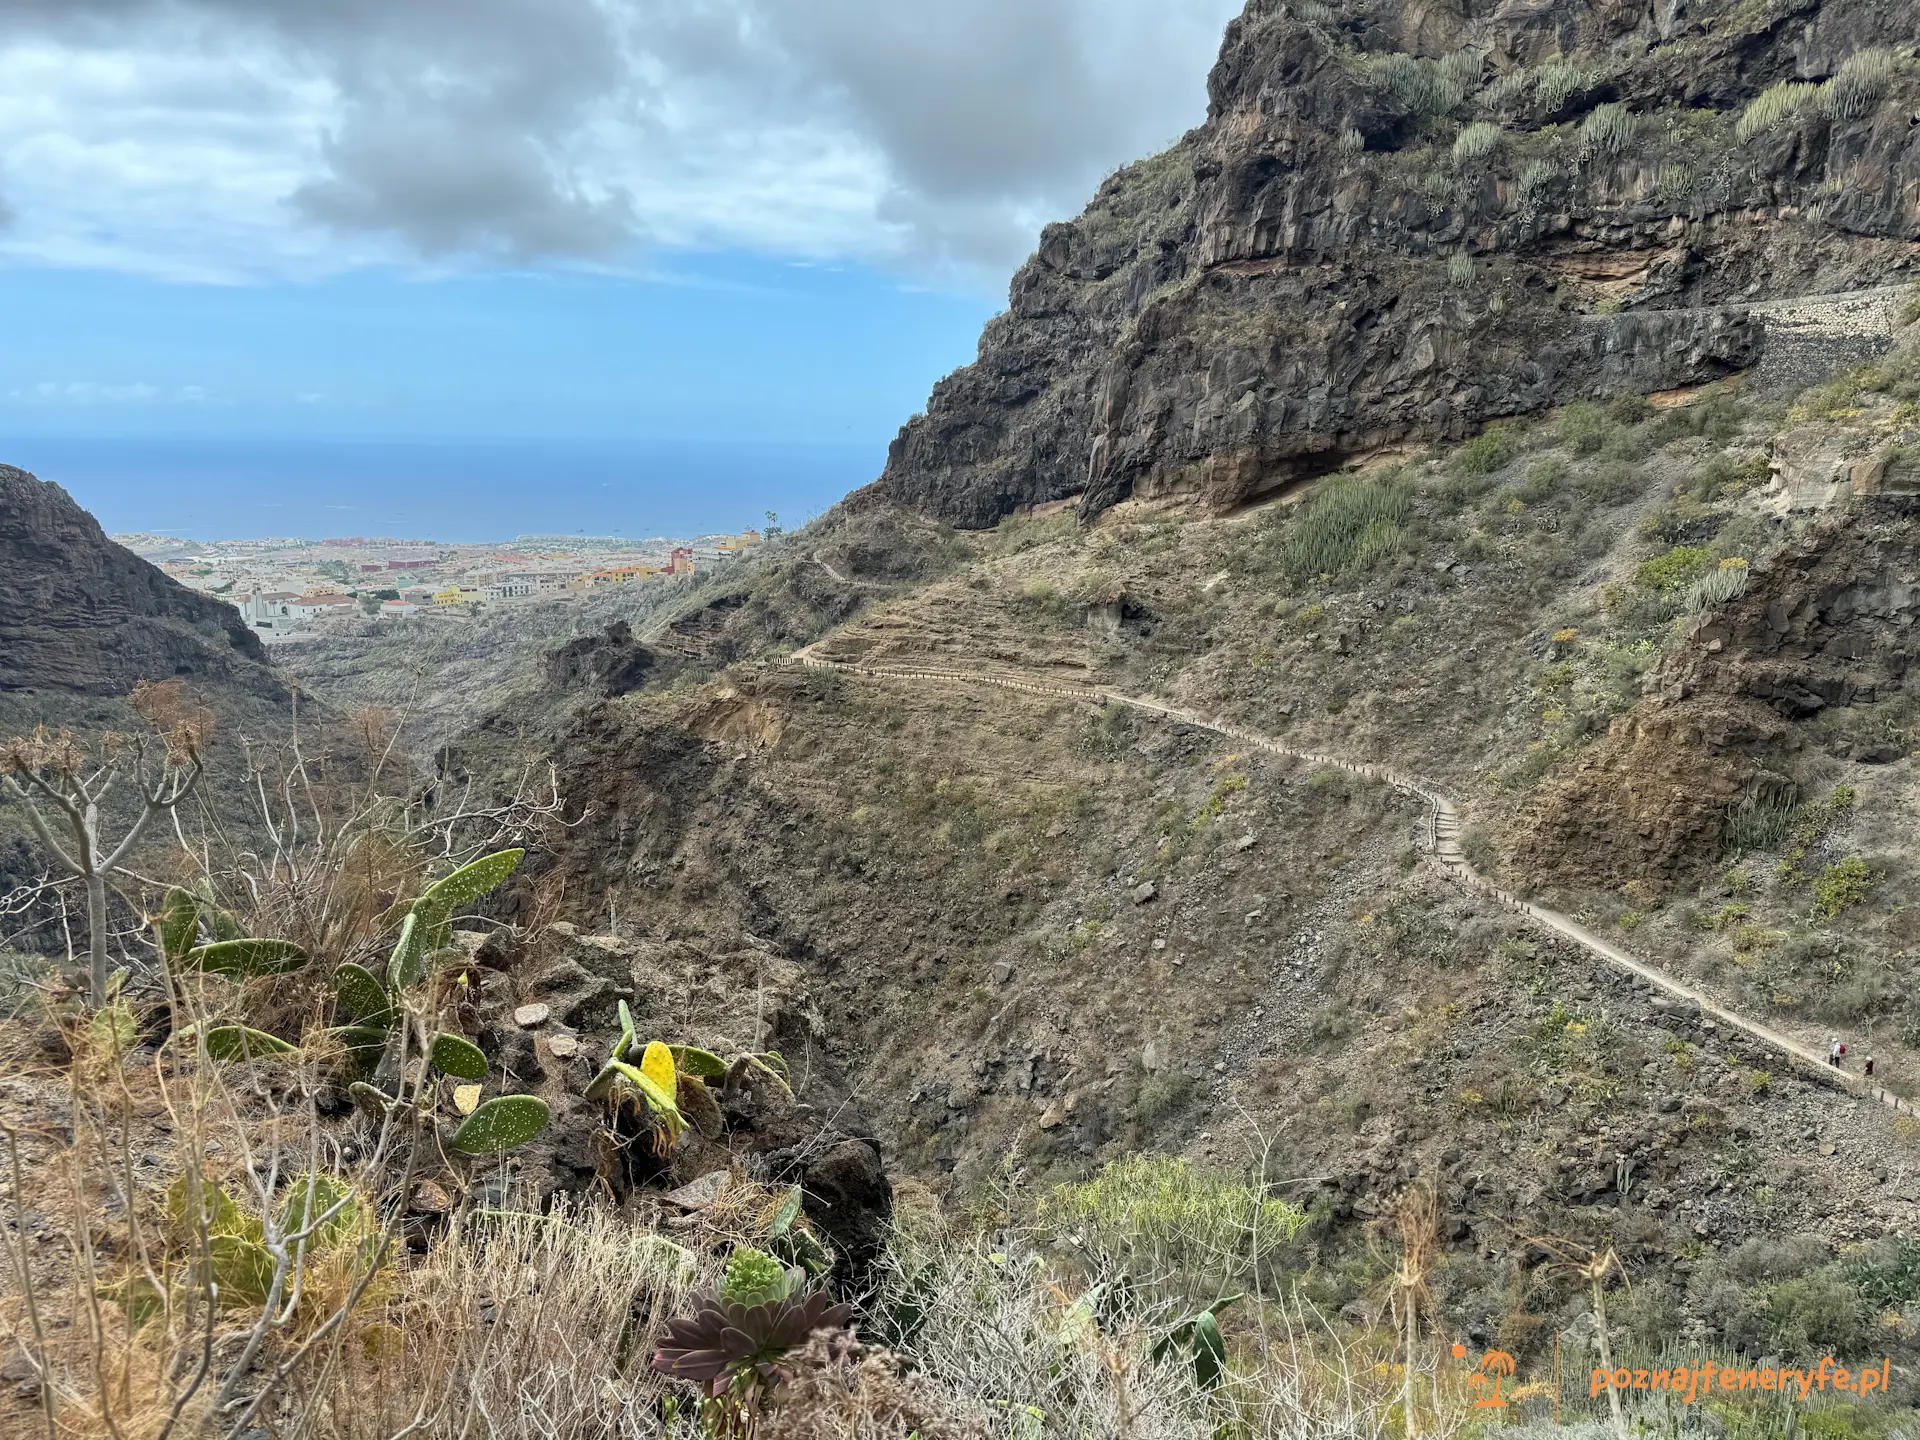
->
[544,620,658,696]
[879,0,1920,528]
[1524,497,1920,890]
[461,921,894,1284]
[0,465,276,696]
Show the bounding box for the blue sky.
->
[0,257,994,445]
[0,0,1241,538]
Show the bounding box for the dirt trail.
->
[789,647,1907,1115]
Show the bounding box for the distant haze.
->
[8,435,874,544]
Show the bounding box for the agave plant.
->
[652,1247,854,1431]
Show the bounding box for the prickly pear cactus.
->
[430,1032,489,1081]
[449,1095,550,1155]
[182,938,309,978]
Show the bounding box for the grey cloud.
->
[0,0,1241,280]
[641,0,1241,274]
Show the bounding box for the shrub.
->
[1516,158,1558,206]
[1556,400,1617,454]
[1447,251,1476,287]
[1454,426,1516,475]
[1283,473,1414,579]
[1452,121,1504,164]
[1337,126,1365,156]
[1534,62,1594,113]
[1826,48,1904,121]
[1725,796,1799,853]
[1737,81,1823,143]
[1845,1236,1920,1309]
[1518,454,1567,501]
[1039,1154,1307,1314]
[1580,103,1637,157]
[1812,857,1875,920]
[1635,544,1710,593]
[1691,450,1769,500]
[1482,69,1532,110]
[1371,52,1465,121]
[1684,556,1750,614]
[1766,1274,1864,1355]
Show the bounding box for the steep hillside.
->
[0,465,275,701]
[879,0,1920,526]
[263,0,1920,1410]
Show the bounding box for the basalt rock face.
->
[878,0,1920,529]
[0,465,276,696]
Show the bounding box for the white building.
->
[288,594,357,623]
[241,591,302,640]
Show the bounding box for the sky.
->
[0,0,1243,538]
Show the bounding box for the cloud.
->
[0,0,1242,286]
[8,380,214,405]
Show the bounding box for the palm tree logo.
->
[1454,1343,1515,1408]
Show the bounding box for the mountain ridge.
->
[876,0,1920,528]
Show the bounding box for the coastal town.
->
[113,528,767,643]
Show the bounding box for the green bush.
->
[1812,857,1875,920]
[1039,1154,1307,1313]
[1453,426,1517,476]
[1826,48,1905,121]
[1452,122,1503,164]
[1516,454,1567,502]
[1580,103,1637,157]
[1737,81,1823,143]
[1691,451,1770,501]
[1845,1236,1920,1309]
[1724,797,1799,854]
[1556,401,1617,455]
[1766,1274,1864,1355]
[1283,474,1414,580]
[1635,545,1710,593]
[1534,62,1595,113]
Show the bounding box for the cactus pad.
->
[669,1045,727,1080]
[184,938,310,978]
[333,963,394,1028]
[201,1025,297,1061]
[386,911,426,990]
[450,1095,550,1155]
[677,1074,725,1139]
[640,1040,677,1095]
[421,849,523,916]
[158,887,199,962]
[430,1032,489,1081]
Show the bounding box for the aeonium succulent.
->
[652,1248,853,1407]
[652,1289,855,1396]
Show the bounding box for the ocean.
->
[1,435,884,543]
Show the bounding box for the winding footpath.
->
[790,646,1909,1117]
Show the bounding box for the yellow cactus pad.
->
[640,1040,677,1097]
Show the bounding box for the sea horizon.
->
[1,433,883,545]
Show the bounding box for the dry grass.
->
[300,1204,713,1439]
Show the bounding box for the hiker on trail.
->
[1866,1055,1876,1079]
[1830,1039,1843,1068]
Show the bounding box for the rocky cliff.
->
[879,0,1920,528]
[0,464,276,698]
